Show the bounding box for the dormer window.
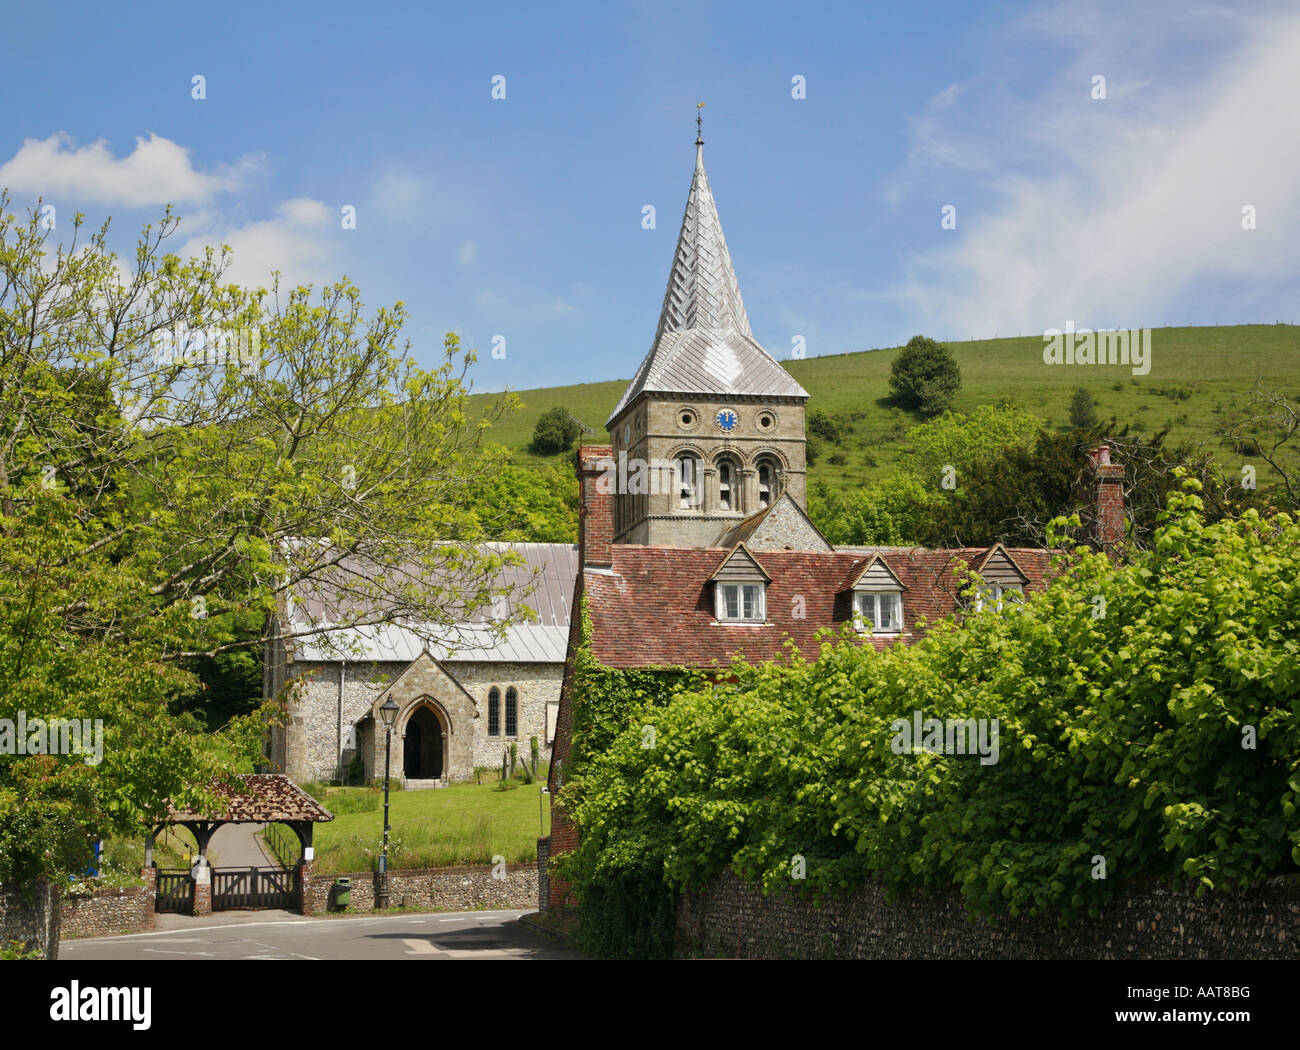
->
[716,582,765,621]
[971,545,1030,614]
[709,542,771,624]
[847,554,907,637]
[855,591,902,634]
[973,583,1023,613]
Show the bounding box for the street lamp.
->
[376,697,399,909]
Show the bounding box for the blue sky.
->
[2,0,1298,393]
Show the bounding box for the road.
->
[60,908,583,960]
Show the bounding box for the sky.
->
[2,0,1297,394]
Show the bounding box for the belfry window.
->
[675,455,700,511]
[717,456,740,512]
[756,457,781,509]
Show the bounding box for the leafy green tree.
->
[0,194,534,889]
[888,335,962,417]
[901,403,1045,486]
[1069,387,1099,428]
[808,475,938,545]
[562,485,1300,951]
[530,406,582,455]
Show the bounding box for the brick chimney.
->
[1088,445,1125,550]
[577,445,615,569]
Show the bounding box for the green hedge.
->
[558,482,1300,956]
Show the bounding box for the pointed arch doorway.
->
[403,704,445,781]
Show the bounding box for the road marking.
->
[141,946,217,956]
[401,938,440,955]
[62,909,533,944]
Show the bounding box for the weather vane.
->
[696,101,705,146]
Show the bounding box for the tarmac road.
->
[59,908,582,960]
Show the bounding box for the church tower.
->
[607,118,809,548]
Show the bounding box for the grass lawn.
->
[299,777,551,875]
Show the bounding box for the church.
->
[540,127,1124,909]
[264,123,1123,819]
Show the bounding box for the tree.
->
[563,486,1300,947]
[1069,387,1099,428]
[530,406,582,455]
[0,193,535,889]
[888,335,961,417]
[1222,382,1300,510]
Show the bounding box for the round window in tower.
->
[757,410,776,431]
[678,408,698,430]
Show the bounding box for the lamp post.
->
[376,697,399,909]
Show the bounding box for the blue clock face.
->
[715,408,738,433]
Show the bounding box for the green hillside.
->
[470,324,1300,493]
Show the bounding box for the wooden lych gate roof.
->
[166,774,333,824]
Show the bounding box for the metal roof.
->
[608,144,807,425]
[285,541,577,664]
[293,622,571,664]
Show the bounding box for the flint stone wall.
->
[304,863,537,913]
[0,880,60,959]
[60,885,152,940]
[676,871,1300,960]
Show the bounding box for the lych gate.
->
[148,774,333,916]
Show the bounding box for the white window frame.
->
[715,582,766,623]
[973,582,1024,612]
[854,590,903,635]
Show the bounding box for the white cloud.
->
[458,240,478,265]
[884,1,1300,338]
[535,297,577,319]
[0,132,262,208]
[178,197,341,291]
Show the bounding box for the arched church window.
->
[716,455,740,512]
[675,454,700,511]
[756,457,782,509]
[506,687,518,737]
[488,687,500,736]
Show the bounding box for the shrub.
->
[562,488,1300,953]
[530,406,582,455]
[1069,387,1099,428]
[888,335,961,417]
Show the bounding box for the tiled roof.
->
[167,774,333,823]
[584,545,1057,669]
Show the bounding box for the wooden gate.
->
[155,868,194,914]
[212,866,297,910]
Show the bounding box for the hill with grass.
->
[470,324,1300,497]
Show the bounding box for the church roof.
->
[607,143,808,425]
[282,541,577,664]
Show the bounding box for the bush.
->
[530,406,582,455]
[1069,387,1099,428]
[808,409,849,444]
[562,488,1300,952]
[889,335,961,417]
